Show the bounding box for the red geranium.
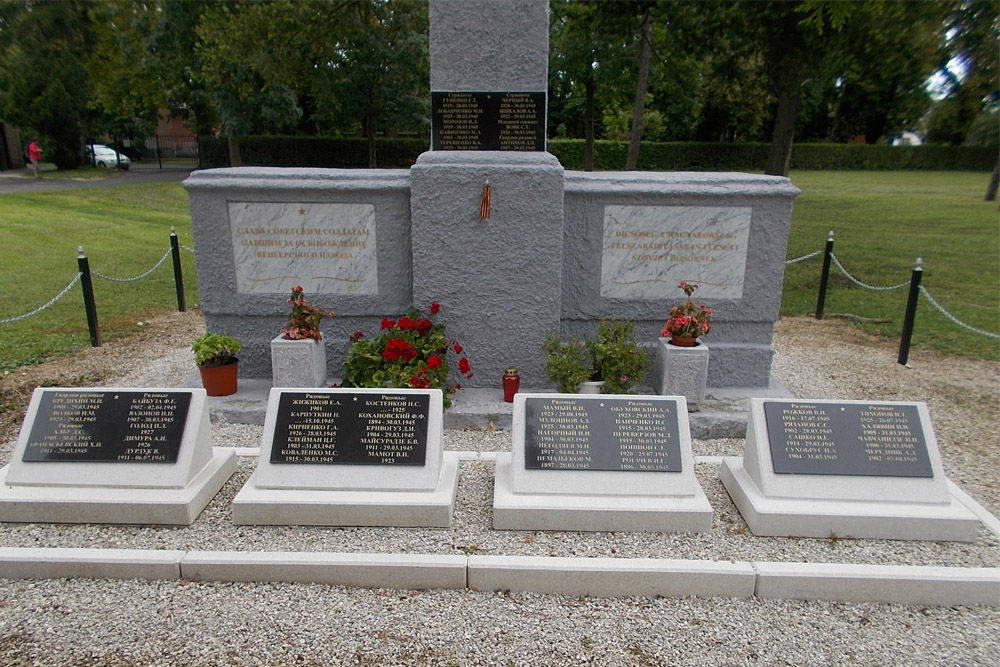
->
[430,302,440,314]
[383,338,417,362]
[381,317,396,330]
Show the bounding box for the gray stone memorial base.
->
[233,388,459,528]
[0,388,237,526]
[493,393,713,533]
[655,338,709,411]
[721,399,981,542]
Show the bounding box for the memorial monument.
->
[721,398,981,542]
[184,0,799,393]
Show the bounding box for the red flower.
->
[383,338,417,362]
[459,357,471,375]
[417,319,433,335]
[409,376,430,389]
[397,316,418,331]
[381,317,396,330]
[430,302,440,314]
[427,354,442,369]
[455,383,462,390]
[453,343,463,354]
[351,331,364,340]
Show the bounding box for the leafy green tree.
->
[0,0,95,169]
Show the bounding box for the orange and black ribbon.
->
[480,180,491,219]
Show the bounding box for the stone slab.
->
[0,449,238,526]
[0,547,184,580]
[232,452,460,527]
[720,456,981,542]
[753,562,1000,607]
[493,453,713,532]
[655,338,709,411]
[181,551,468,590]
[468,555,756,598]
[7,388,213,489]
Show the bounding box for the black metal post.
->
[815,230,835,320]
[155,133,163,169]
[170,227,186,312]
[77,246,101,347]
[897,257,923,366]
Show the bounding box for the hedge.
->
[198,136,996,171]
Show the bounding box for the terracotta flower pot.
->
[198,361,238,396]
[670,335,699,348]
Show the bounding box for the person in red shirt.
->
[27,138,42,178]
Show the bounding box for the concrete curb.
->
[0,547,995,606]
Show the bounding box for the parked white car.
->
[86,144,131,169]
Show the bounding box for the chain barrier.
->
[92,248,172,283]
[181,244,195,254]
[918,285,1000,340]
[785,249,823,265]
[830,253,910,292]
[0,273,82,325]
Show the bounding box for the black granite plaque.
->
[764,401,933,477]
[270,392,429,466]
[431,91,546,151]
[524,397,681,472]
[21,390,191,463]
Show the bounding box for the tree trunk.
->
[625,15,653,171]
[765,87,800,177]
[227,135,242,167]
[985,159,999,201]
[584,75,595,172]
[366,113,377,168]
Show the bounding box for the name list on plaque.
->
[524,397,681,472]
[431,92,546,151]
[271,392,429,466]
[764,401,933,477]
[22,391,191,463]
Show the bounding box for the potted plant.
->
[542,318,649,394]
[342,302,472,408]
[271,286,334,387]
[541,333,591,393]
[656,281,712,410]
[661,281,712,346]
[192,332,241,396]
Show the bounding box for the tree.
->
[0,0,96,169]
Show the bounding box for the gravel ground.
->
[0,311,997,665]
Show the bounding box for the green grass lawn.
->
[783,171,999,361]
[0,181,197,371]
[0,170,996,373]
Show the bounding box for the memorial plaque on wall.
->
[523,397,681,472]
[431,92,546,151]
[21,391,191,463]
[764,401,933,477]
[270,392,429,466]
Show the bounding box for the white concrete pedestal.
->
[655,338,708,411]
[270,335,327,388]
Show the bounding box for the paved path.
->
[0,162,194,194]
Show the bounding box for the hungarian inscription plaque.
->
[764,401,933,477]
[270,392,428,466]
[524,397,681,472]
[431,92,546,151]
[22,391,191,463]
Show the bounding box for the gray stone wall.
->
[184,166,798,389]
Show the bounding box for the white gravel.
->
[0,313,997,665]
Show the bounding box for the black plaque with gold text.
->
[431,92,546,151]
[22,390,191,463]
[764,401,933,477]
[270,392,428,466]
[524,397,681,472]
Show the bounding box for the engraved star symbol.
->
[299,208,306,215]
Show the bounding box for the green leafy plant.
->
[191,333,241,367]
[341,302,472,408]
[541,333,591,393]
[587,317,649,394]
[542,318,649,394]
[661,281,712,340]
[282,285,334,340]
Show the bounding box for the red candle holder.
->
[502,367,520,402]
